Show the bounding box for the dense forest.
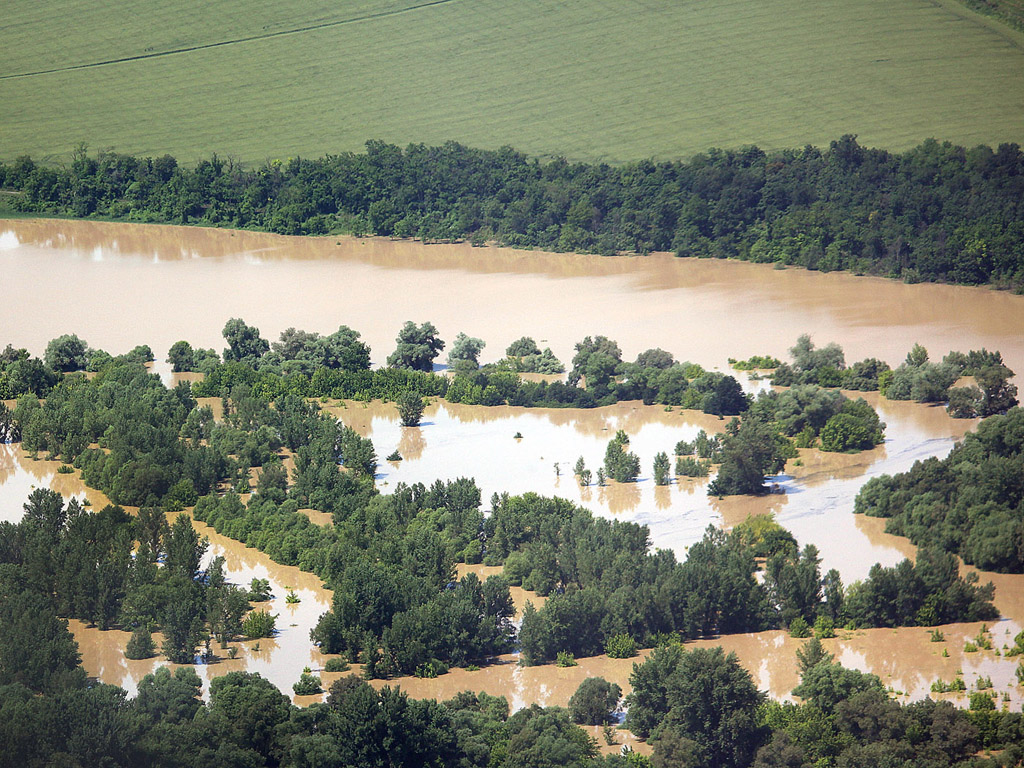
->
[2,135,1024,288]
[0,328,1000,680]
[856,406,1024,573]
[0,322,1021,766]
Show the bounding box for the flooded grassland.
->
[2,218,1023,714]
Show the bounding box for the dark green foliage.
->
[388,321,445,371]
[652,452,671,486]
[247,577,272,602]
[708,416,793,496]
[293,668,323,695]
[792,662,884,713]
[507,337,541,357]
[731,355,782,371]
[765,544,824,627]
[502,705,598,768]
[338,424,378,478]
[267,324,371,375]
[125,627,155,659]
[242,609,277,639]
[0,348,60,399]
[324,657,350,672]
[8,137,1024,288]
[45,333,89,372]
[605,633,638,658]
[947,385,982,418]
[674,456,710,477]
[568,677,621,725]
[447,332,486,371]
[206,671,293,763]
[795,636,834,675]
[0,589,86,694]
[627,646,767,768]
[730,514,798,559]
[604,430,641,483]
[166,340,197,372]
[855,406,1024,571]
[506,337,565,374]
[844,547,997,627]
[398,390,426,427]
[221,317,269,365]
[508,505,774,664]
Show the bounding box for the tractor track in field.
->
[0,0,462,81]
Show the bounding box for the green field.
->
[2,0,1024,165]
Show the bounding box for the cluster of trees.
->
[504,337,565,374]
[701,384,887,497]
[485,497,994,665]
[771,335,1018,417]
[180,323,750,416]
[855,406,1024,572]
[0,618,631,768]
[4,135,1024,288]
[193,474,516,678]
[0,489,266,667]
[625,636,1024,768]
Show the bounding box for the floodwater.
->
[328,392,973,584]
[2,219,1023,377]
[2,218,1023,713]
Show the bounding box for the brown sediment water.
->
[2,217,1024,712]
[2,219,1023,378]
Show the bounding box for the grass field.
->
[2,0,1023,165]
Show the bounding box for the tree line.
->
[856,406,1024,572]
[2,134,1023,288]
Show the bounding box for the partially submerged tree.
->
[387,321,445,371]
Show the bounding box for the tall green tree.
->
[387,321,445,371]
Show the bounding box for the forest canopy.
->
[2,135,1023,289]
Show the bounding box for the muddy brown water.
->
[3,219,1024,377]
[2,218,1023,713]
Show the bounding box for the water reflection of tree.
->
[653,484,671,511]
[603,480,641,515]
[398,424,427,462]
[0,443,16,485]
[712,492,788,530]
[244,635,281,663]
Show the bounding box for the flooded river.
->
[1,218,1023,712]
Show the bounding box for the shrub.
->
[324,657,350,673]
[605,634,638,659]
[789,616,811,638]
[248,578,272,602]
[293,667,323,695]
[242,609,277,638]
[556,651,577,667]
[397,391,425,427]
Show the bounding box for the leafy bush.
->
[556,651,577,667]
[789,616,811,638]
[242,610,277,639]
[293,667,323,695]
[324,657,350,673]
[605,634,638,659]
